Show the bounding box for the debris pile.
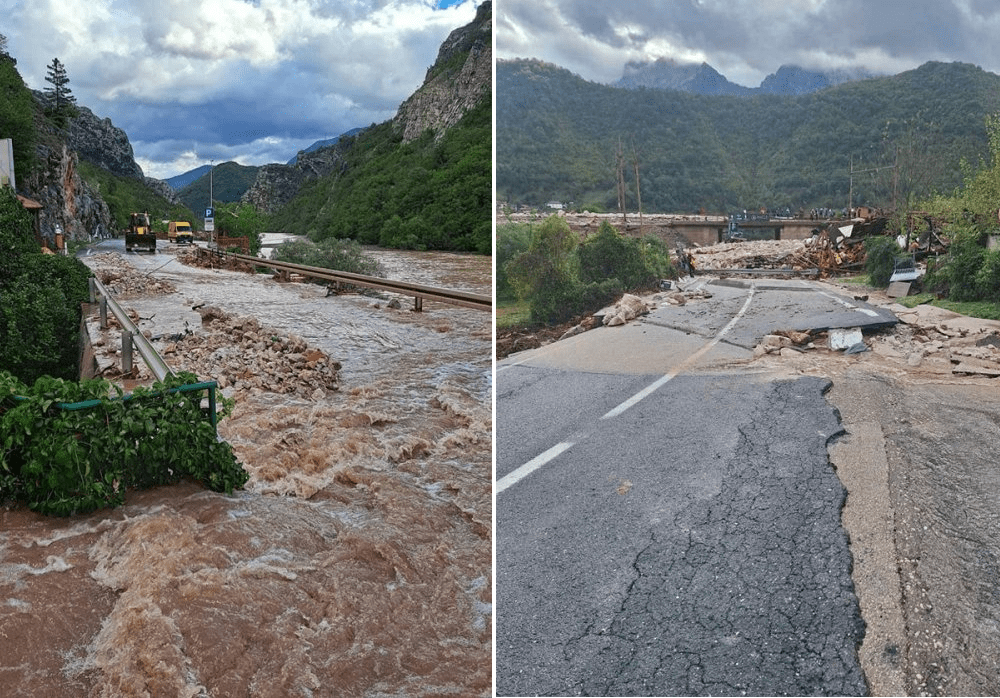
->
[163,306,342,398]
[752,300,1000,379]
[90,253,177,297]
[178,248,259,273]
[688,234,867,277]
[603,293,654,326]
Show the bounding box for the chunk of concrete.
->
[830,327,864,351]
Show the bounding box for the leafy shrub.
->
[942,228,988,301]
[0,187,38,282]
[0,190,93,384]
[975,247,1000,302]
[496,223,532,302]
[863,236,902,287]
[505,215,582,323]
[578,222,676,289]
[0,371,248,516]
[273,237,384,277]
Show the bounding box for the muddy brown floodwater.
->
[0,242,492,697]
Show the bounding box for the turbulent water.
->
[0,242,492,696]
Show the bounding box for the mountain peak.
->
[615,59,876,96]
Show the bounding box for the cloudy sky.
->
[497,0,1000,88]
[4,0,479,179]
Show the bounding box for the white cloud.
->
[5,0,480,177]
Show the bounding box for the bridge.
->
[506,212,842,247]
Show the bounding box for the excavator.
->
[125,212,156,253]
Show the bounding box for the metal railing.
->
[90,277,173,381]
[197,246,492,312]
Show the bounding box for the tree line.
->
[497,59,1000,215]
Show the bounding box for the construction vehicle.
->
[125,212,156,253]
[168,220,194,245]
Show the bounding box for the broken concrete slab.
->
[830,327,864,350]
[952,357,1000,377]
[886,281,912,298]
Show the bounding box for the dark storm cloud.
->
[6,0,480,178]
[498,0,1000,88]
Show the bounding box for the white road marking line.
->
[496,286,757,494]
[495,441,575,493]
[600,285,756,420]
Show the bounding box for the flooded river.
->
[0,242,492,696]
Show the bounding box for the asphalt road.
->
[496,280,892,696]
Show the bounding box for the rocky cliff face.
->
[241,2,491,214]
[67,104,145,181]
[240,146,346,214]
[22,96,152,242]
[394,1,492,142]
[24,140,114,243]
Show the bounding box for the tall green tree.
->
[43,57,77,126]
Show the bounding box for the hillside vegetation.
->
[78,161,195,231]
[497,59,1000,213]
[269,97,490,254]
[176,160,260,215]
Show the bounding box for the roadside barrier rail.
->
[197,246,492,312]
[89,276,174,381]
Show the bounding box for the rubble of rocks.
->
[689,237,865,276]
[162,306,341,399]
[603,293,654,326]
[89,253,177,297]
[751,297,1000,379]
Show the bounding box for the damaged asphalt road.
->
[496,374,865,696]
[495,280,896,696]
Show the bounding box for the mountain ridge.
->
[497,57,1000,213]
[613,57,881,95]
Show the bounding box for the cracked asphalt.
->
[496,370,867,696]
[493,281,902,696]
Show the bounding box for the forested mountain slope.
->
[497,59,1000,213]
[266,2,491,254]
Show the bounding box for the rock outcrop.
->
[241,145,347,214]
[393,1,492,142]
[67,103,145,180]
[23,140,114,243]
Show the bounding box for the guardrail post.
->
[100,297,108,329]
[414,296,423,312]
[122,330,133,374]
[88,277,97,303]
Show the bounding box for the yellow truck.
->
[168,221,194,245]
[125,212,156,253]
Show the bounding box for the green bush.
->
[496,223,532,302]
[273,237,384,277]
[943,228,987,301]
[975,248,1000,302]
[0,189,93,384]
[577,222,676,289]
[864,236,902,287]
[0,371,248,516]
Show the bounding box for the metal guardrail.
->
[197,246,492,312]
[90,276,174,381]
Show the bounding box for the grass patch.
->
[836,275,875,286]
[497,299,532,329]
[895,293,1000,320]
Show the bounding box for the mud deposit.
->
[0,244,492,696]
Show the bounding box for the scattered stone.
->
[602,293,653,326]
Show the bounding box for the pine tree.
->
[43,57,76,123]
